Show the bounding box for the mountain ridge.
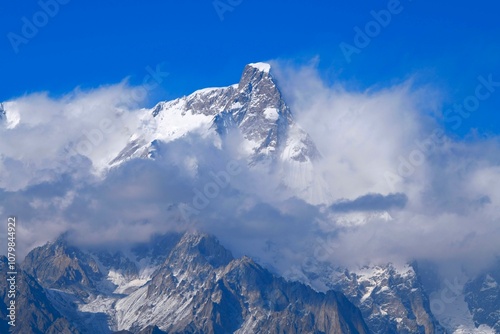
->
[110,62,331,205]
[14,230,371,334]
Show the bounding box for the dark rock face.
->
[23,235,106,298]
[0,103,5,121]
[122,233,369,334]
[464,259,500,332]
[113,325,167,334]
[20,231,370,334]
[0,256,78,334]
[302,263,444,334]
[228,65,295,162]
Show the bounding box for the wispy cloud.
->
[0,83,142,191]
[0,61,499,281]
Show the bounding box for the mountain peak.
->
[239,62,277,92]
[111,62,329,204]
[247,62,271,73]
[171,231,234,268]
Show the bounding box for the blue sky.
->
[1,0,499,136]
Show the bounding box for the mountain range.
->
[1,62,498,333]
[2,231,370,333]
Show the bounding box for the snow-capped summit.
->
[111,62,331,204]
[248,62,271,73]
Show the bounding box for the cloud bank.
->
[0,62,499,281]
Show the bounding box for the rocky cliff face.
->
[289,260,444,334]
[0,256,78,334]
[20,231,370,334]
[329,264,444,334]
[464,259,500,332]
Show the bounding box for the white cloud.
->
[0,62,499,280]
[0,82,142,191]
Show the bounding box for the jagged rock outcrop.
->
[294,261,444,334]
[21,231,370,334]
[464,259,500,332]
[0,256,78,334]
